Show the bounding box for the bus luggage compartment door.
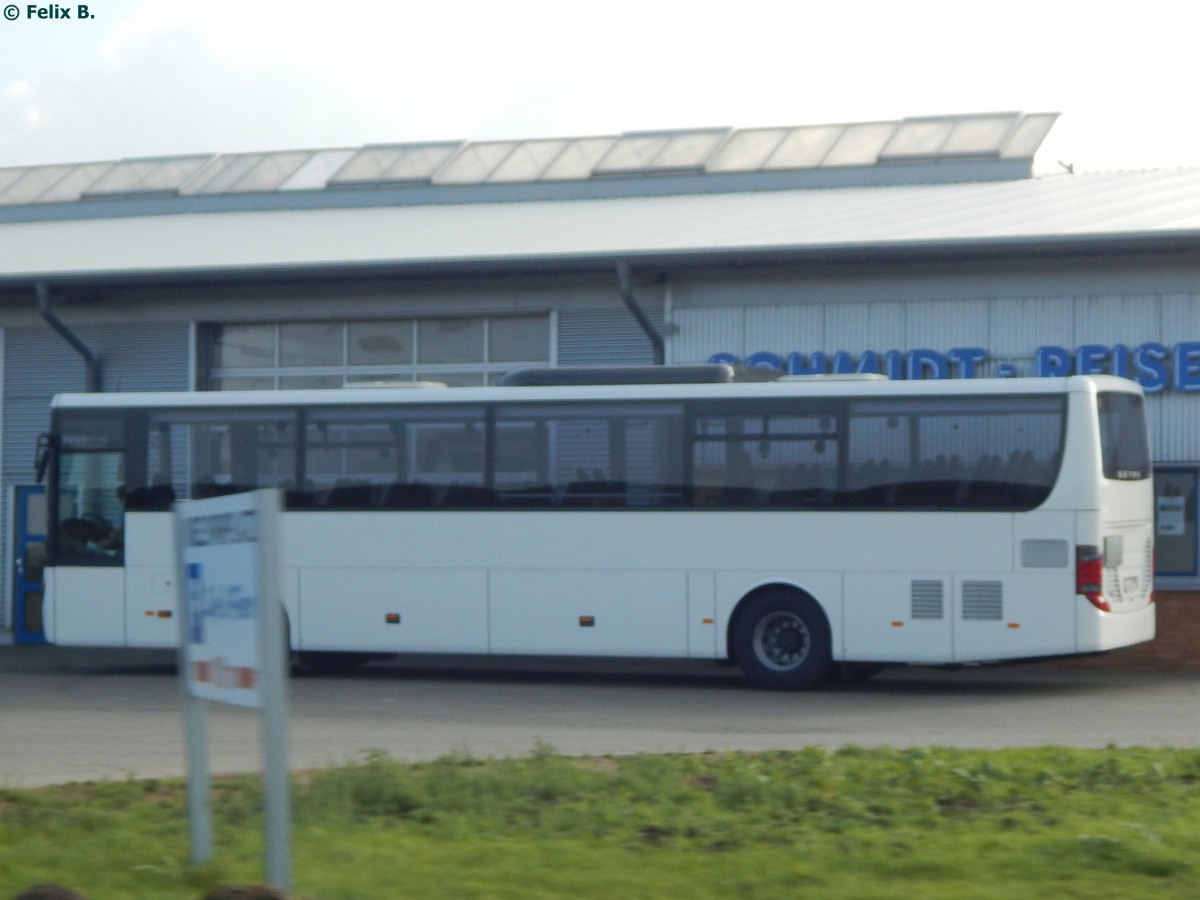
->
[489,569,688,657]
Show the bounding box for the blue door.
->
[13,485,47,644]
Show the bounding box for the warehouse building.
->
[1,110,1198,663]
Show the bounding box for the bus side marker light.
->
[580,616,595,627]
[385,613,401,625]
[157,610,172,618]
[1007,623,1020,629]
[890,621,904,627]
[702,617,714,625]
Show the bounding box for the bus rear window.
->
[1098,392,1150,480]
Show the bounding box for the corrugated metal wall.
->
[671,291,1200,465]
[1,323,189,626]
[558,306,665,366]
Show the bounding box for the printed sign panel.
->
[177,491,276,707]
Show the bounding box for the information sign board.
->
[179,492,267,707]
[175,488,290,890]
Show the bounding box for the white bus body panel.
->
[489,569,688,656]
[1078,598,1156,649]
[842,572,954,663]
[44,567,125,646]
[298,567,488,653]
[123,513,178,648]
[47,504,1145,662]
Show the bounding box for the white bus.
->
[36,366,1155,688]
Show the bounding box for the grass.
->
[3,744,1200,898]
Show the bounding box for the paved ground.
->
[3,642,1200,787]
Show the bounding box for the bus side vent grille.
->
[962,581,1003,620]
[1021,539,1069,568]
[1144,539,1154,597]
[910,580,945,619]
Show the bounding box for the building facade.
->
[2,111,1199,662]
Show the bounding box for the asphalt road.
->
[2,644,1199,787]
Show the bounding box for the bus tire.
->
[732,590,832,690]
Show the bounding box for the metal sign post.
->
[176,488,291,890]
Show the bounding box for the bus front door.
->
[12,485,47,644]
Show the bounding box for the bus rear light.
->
[1076,545,1110,612]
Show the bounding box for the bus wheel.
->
[732,590,831,690]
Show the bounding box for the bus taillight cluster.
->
[1076,545,1109,612]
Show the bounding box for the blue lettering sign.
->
[908,349,949,380]
[1133,342,1169,394]
[1111,344,1131,379]
[711,340,1200,392]
[948,347,986,378]
[883,350,904,380]
[1075,344,1108,376]
[1174,342,1200,392]
[1034,346,1072,377]
[744,350,785,370]
[786,351,827,375]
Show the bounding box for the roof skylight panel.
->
[184,154,264,194]
[226,151,312,192]
[880,119,956,158]
[384,143,460,181]
[0,165,71,205]
[0,166,32,198]
[650,129,729,170]
[706,128,788,171]
[433,142,520,184]
[819,122,896,166]
[487,139,570,182]
[83,155,212,196]
[763,125,844,169]
[1000,113,1059,159]
[592,129,728,174]
[279,149,355,190]
[34,163,113,203]
[880,114,1022,160]
[328,146,404,183]
[538,137,616,180]
[941,113,1020,155]
[81,160,153,195]
[330,143,462,184]
[594,134,670,173]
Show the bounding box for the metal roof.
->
[2,113,1199,289]
[4,166,1200,288]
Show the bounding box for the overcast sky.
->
[1,0,1198,174]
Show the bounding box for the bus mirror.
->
[34,432,55,483]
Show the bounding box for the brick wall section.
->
[1049,590,1200,673]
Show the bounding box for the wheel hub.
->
[754,611,810,671]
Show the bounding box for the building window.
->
[206,315,551,389]
[1155,470,1198,578]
